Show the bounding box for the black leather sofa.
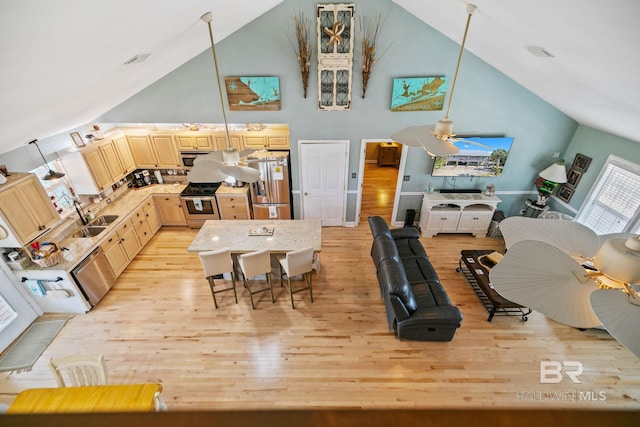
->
[368,216,463,341]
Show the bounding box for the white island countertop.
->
[187,219,322,254]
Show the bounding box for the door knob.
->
[304,192,308,196]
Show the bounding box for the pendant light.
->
[188,12,260,184]
[391,4,477,156]
[28,139,65,180]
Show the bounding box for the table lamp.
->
[536,160,567,205]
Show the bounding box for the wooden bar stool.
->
[279,247,314,309]
[238,248,275,309]
[198,248,238,308]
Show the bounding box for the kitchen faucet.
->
[73,200,89,225]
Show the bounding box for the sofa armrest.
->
[409,305,463,327]
[388,293,411,322]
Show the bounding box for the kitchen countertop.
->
[215,185,249,195]
[23,183,186,273]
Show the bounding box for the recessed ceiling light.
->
[123,54,151,65]
[526,46,554,58]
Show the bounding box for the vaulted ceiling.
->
[1,0,638,156]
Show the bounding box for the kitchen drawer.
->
[217,195,251,220]
[115,217,135,237]
[100,230,120,251]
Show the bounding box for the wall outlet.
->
[403,175,410,181]
[351,173,356,179]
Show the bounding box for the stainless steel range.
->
[180,182,221,228]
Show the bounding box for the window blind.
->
[577,156,640,234]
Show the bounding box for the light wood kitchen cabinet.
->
[153,194,186,225]
[242,134,268,149]
[175,132,213,151]
[126,135,156,168]
[101,229,129,277]
[116,217,142,260]
[148,134,181,168]
[131,205,153,246]
[112,135,136,175]
[216,186,252,219]
[127,134,181,168]
[266,135,290,148]
[242,134,290,149]
[241,126,290,149]
[213,133,243,151]
[82,148,113,191]
[0,174,59,245]
[143,198,161,234]
[59,133,136,194]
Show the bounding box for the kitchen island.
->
[187,219,322,254]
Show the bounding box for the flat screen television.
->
[431,136,515,177]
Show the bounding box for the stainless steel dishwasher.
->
[71,247,117,306]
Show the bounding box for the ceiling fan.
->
[187,12,260,184]
[489,216,640,358]
[391,3,483,157]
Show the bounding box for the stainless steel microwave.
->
[180,152,210,170]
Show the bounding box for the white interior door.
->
[299,140,348,226]
[0,263,40,352]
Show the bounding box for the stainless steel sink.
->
[89,215,119,226]
[72,226,107,238]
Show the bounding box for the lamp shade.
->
[539,160,567,183]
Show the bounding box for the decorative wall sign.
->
[391,77,448,111]
[317,3,355,111]
[224,76,281,111]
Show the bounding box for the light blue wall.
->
[546,125,640,216]
[94,0,578,219]
[6,0,638,222]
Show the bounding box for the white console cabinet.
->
[419,192,501,238]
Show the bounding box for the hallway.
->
[360,162,398,221]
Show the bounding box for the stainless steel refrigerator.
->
[248,151,292,219]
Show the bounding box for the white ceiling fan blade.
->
[391,125,459,156]
[498,216,601,258]
[193,151,224,163]
[187,160,229,183]
[220,165,261,183]
[239,149,256,158]
[490,240,602,329]
[417,133,459,156]
[391,125,432,148]
[590,289,640,358]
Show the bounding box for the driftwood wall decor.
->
[317,3,355,111]
[293,13,312,98]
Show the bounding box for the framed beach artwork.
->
[390,76,448,111]
[225,76,281,111]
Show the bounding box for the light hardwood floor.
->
[1,169,639,411]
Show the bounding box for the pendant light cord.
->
[444,4,476,120]
[204,15,232,151]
